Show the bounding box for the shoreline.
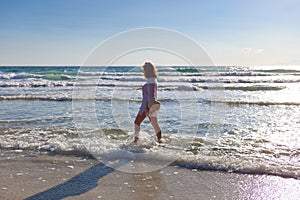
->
[0,152,299,200]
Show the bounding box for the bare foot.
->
[133,137,139,143]
[156,131,162,143]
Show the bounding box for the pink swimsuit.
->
[138,78,157,115]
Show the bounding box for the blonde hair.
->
[142,62,158,79]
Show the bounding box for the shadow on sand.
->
[25,162,114,200]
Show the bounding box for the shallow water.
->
[0,66,299,178]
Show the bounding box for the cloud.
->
[242,48,252,53]
[254,49,264,54]
[241,48,264,54]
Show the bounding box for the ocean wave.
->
[42,74,74,80]
[2,70,300,83]
[160,85,285,91]
[95,75,300,84]
[189,78,300,84]
[0,95,73,101]
[1,89,298,103]
[253,69,300,73]
[0,95,177,102]
[207,85,286,91]
[0,72,74,81]
[0,95,146,102]
[173,156,300,179]
[0,116,72,128]
[206,100,300,106]
[219,71,300,76]
[79,71,276,77]
[0,81,75,87]
[0,128,299,179]
[0,72,42,79]
[1,71,300,88]
[219,72,270,76]
[1,78,299,89]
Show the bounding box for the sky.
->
[0,0,300,66]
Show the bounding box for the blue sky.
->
[0,0,299,66]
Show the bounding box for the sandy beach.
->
[0,151,299,200]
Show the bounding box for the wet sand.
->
[0,151,299,200]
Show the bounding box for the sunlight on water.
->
[0,66,299,178]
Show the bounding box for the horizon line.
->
[0,65,299,68]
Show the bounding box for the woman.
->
[134,62,162,143]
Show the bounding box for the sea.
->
[0,66,299,178]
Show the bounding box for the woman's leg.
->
[133,112,147,142]
[149,112,162,142]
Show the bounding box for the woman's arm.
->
[147,83,157,107]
